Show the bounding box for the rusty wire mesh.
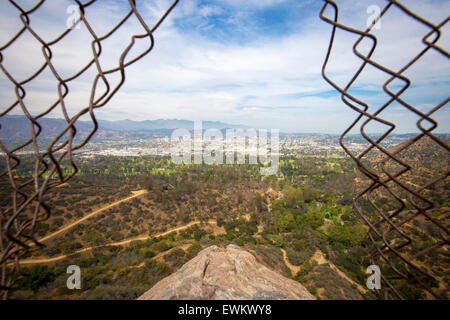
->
[0,0,178,299]
[320,0,449,299]
[0,0,448,302]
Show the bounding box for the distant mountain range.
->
[1,115,448,141]
[97,118,248,131]
[0,115,93,140]
[0,115,249,140]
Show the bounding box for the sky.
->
[0,0,449,134]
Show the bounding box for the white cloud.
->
[0,0,448,133]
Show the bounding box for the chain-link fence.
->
[320,0,449,299]
[0,0,179,299]
[1,0,448,301]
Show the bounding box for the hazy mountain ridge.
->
[0,115,249,140]
[0,115,94,140]
[98,118,249,131]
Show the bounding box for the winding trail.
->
[37,190,148,243]
[280,248,301,275]
[280,248,367,294]
[122,243,192,271]
[23,185,366,298]
[19,220,217,265]
[310,250,367,294]
[270,190,367,295]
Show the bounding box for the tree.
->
[296,206,325,230]
[252,193,264,213]
[187,241,202,259]
[328,222,367,246]
[18,266,58,291]
[276,210,296,232]
[284,186,303,208]
[193,229,206,241]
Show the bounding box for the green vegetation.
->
[6,141,448,300]
[17,266,61,291]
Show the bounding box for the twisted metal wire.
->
[320,0,449,299]
[0,0,179,299]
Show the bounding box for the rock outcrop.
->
[138,244,316,300]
